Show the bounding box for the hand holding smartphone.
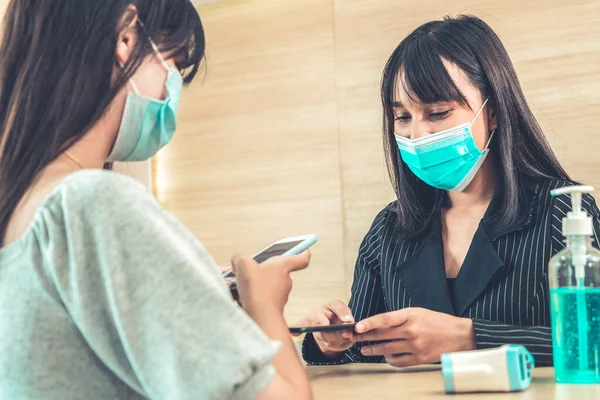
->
[224,235,357,336]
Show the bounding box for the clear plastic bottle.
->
[549,186,600,384]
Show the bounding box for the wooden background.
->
[2,0,599,323]
[168,0,600,323]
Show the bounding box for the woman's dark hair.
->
[381,14,570,239]
[0,0,205,242]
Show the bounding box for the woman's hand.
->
[353,307,475,367]
[231,251,310,313]
[292,300,355,356]
[231,253,312,400]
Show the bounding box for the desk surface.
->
[307,364,600,399]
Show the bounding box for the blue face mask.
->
[107,38,183,162]
[395,98,494,192]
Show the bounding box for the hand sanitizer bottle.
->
[549,186,600,383]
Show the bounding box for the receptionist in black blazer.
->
[295,15,600,367]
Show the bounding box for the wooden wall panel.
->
[159,0,345,322]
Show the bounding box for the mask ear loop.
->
[470,97,490,126]
[148,38,172,71]
[137,19,171,71]
[471,97,495,151]
[484,129,496,150]
[118,61,141,94]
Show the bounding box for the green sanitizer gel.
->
[549,186,600,384]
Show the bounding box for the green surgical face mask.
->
[395,98,494,192]
[107,36,183,163]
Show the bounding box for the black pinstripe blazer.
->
[303,179,600,366]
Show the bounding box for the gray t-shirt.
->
[0,170,280,400]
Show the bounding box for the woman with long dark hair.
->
[0,1,312,399]
[298,15,600,368]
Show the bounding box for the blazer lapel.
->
[395,216,455,315]
[452,222,504,316]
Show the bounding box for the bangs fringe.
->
[384,34,469,112]
[142,1,205,84]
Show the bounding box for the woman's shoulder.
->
[361,201,400,242]
[372,201,399,227]
[62,168,151,200]
[62,168,151,195]
[43,169,158,221]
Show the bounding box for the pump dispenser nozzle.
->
[551,186,594,237]
[551,185,594,280]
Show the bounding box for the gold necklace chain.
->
[64,151,85,170]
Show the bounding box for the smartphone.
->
[223,234,318,279]
[288,323,357,335]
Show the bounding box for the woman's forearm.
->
[247,304,312,400]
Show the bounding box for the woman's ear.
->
[115,6,139,67]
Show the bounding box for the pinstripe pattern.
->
[303,179,600,366]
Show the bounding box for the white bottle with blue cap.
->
[441,344,534,393]
[549,185,600,384]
